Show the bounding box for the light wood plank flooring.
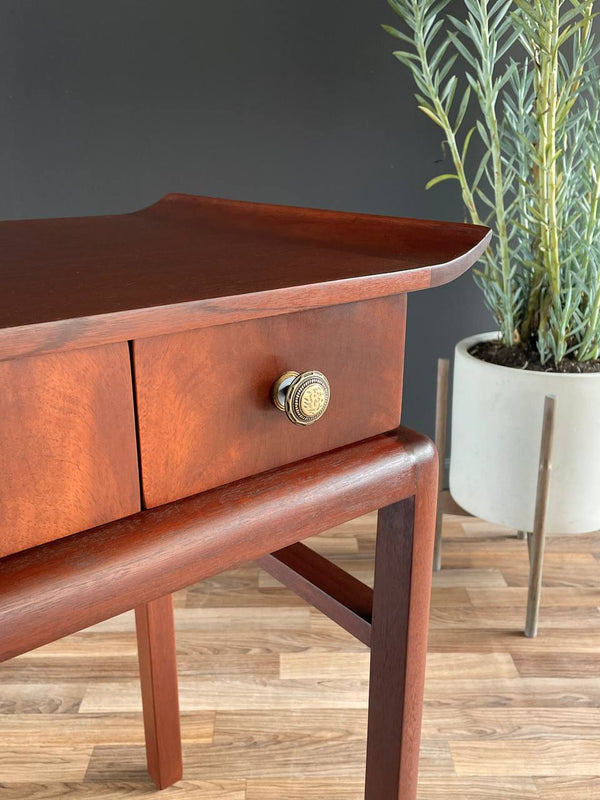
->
[0,513,599,798]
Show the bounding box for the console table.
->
[0,194,490,797]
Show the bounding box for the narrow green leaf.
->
[381,24,413,45]
[462,125,476,161]
[418,104,446,128]
[426,173,460,189]
[437,52,459,84]
[476,119,491,147]
[447,30,477,67]
[455,85,472,131]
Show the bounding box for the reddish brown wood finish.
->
[257,542,373,646]
[365,499,415,797]
[0,191,484,793]
[0,427,437,797]
[0,194,491,361]
[133,296,406,507]
[400,443,439,798]
[0,428,430,663]
[365,441,438,800]
[0,342,140,557]
[135,594,183,790]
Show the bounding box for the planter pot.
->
[449,332,600,534]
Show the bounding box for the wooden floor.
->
[0,513,599,799]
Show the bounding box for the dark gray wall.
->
[0,0,493,437]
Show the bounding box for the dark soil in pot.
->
[469,340,600,374]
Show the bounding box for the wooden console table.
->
[0,195,490,797]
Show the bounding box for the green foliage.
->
[385,0,600,364]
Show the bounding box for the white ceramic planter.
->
[449,332,600,534]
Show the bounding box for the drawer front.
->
[0,343,141,557]
[133,295,406,508]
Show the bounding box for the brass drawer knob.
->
[272,370,330,426]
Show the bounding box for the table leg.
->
[365,464,437,799]
[135,593,183,789]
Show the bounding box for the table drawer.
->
[132,295,406,508]
[0,343,141,557]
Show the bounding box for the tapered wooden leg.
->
[365,447,438,799]
[135,593,183,789]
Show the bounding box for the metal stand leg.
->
[433,358,450,571]
[432,354,556,637]
[526,530,533,563]
[524,395,557,638]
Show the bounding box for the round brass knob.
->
[271,370,330,426]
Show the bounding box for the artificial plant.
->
[385,0,600,365]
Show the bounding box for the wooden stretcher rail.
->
[258,542,373,646]
[0,428,434,663]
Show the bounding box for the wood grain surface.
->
[0,513,597,798]
[257,542,373,647]
[0,427,436,794]
[365,440,437,799]
[365,498,416,797]
[0,193,491,360]
[0,428,427,662]
[133,296,406,507]
[135,594,183,789]
[0,342,140,557]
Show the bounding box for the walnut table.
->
[0,194,490,797]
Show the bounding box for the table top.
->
[0,193,490,360]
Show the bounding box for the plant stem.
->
[535,0,561,358]
[479,1,514,344]
[577,168,600,359]
[411,2,482,227]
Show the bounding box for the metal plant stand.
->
[434,358,557,638]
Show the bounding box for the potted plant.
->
[384,0,600,534]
